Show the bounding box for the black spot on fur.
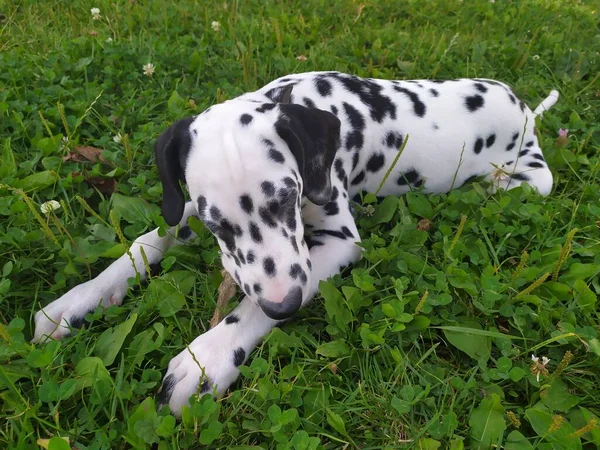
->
[305,236,324,249]
[225,315,239,324]
[253,283,262,294]
[263,257,276,277]
[486,134,496,148]
[525,140,534,147]
[289,263,302,279]
[233,348,246,367]
[519,149,530,157]
[325,201,339,216]
[519,100,526,112]
[240,195,253,214]
[249,222,263,243]
[384,131,404,149]
[237,248,246,265]
[465,95,485,112]
[508,94,516,104]
[316,77,333,96]
[261,181,275,196]
[352,152,360,171]
[265,83,297,103]
[346,131,364,150]
[268,148,285,164]
[393,86,426,117]
[291,236,299,254]
[429,88,439,97]
[474,138,484,154]
[306,259,312,270]
[330,105,338,115]
[327,72,396,123]
[210,206,222,221]
[474,82,488,93]
[433,123,439,130]
[511,173,530,182]
[351,171,366,186]
[341,226,354,238]
[68,312,92,330]
[398,169,420,186]
[303,97,316,109]
[246,250,255,264]
[157,374,176,405]
[197,195,207,218]
[366,153,385,172]
[240,114,253,125]
[199,379,212,394]
[149,262,162,277]
[259,207,277,228]
[532,153,544,161]
[528,161,545,168]
[313,229,348,240]
[342,102,365,130]
[178,226,192,240]
[506,143,516,151]
[512,132,519,141]
[256,103,276,113]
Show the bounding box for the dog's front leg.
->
[159,200,363,416]
[32,201,199,342]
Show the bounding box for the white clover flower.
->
[41,200,61,215]
[106,37,113,43]
[531,354,551,382]
[211,21,221,32]
[532,55,540,60]
[91,7,101,20]
[113,133,122,143]
[143,63,155,76]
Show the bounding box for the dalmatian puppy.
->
[33,71,559,415]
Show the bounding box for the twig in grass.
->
[552,228,577,281]
[516,272,550,298]
[210,270,238,328]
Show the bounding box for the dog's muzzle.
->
[258,286,303,320]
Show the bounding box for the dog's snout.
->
[258,286,302,320]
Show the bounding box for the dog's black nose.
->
[258,287,302,320]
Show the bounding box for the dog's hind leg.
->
[32,201,199,343]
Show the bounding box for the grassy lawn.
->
[1,0,600,448]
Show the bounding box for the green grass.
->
[1,0,600,448]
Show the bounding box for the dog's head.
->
[154,88,341,320]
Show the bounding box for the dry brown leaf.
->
[63,146,109,164]
[85,176,117,194]
[210,270,238,328]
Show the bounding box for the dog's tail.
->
[533,89,559,117]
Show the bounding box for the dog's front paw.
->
[33,276,128,343]
[157,325,247,417]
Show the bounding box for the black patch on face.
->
[429,88,439,97]
[261,181,275,196]
[233,347,246,367]
[263,257,276,277]
[525,140,534,147]
[393,86,426,117]
[240,194,254,214]
[330,105,338,115]
[240,114,253,125]
[398,169,420,186]
[253,283,262,294]
[256,103,276,113]
[249,222,263,243]
[178,225,192,240]
[511,173,530,181]
[341,226,354,238]
[366,153,385,172]
[316,77,333,96]
[528,161,544,168]
[225,314,239,324]
[210,206,222,221]
[474,82,488,93]
[327,72,396,123]
[474,137,484,155]
[197,195,207,218]
[303,97,316,109]
[486,134,496,148]
[351,171,366,186]
[465,94,485,112]
[268,148,285,164]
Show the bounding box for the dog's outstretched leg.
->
[32,201,199,343]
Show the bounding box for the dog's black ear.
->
[154,116,195,226]
[276,104,341,205]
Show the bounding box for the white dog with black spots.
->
[33,71,559,415]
